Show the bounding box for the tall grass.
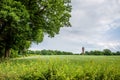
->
[0,55,120,80]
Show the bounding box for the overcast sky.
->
[30,0,120,53]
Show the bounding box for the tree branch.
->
[34,5,47,15]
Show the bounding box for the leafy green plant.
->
[0,55,120,80]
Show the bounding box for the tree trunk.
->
[4,47,11,58]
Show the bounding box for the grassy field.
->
[0,55,120,80]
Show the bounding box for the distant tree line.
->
[84,49,120,55]
[1,49,119,58]
[27,50,73,55]
[27,49,120,55]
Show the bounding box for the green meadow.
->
[0,55,120,80]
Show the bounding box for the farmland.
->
[0,55,120,80]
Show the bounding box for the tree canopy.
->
[0,0,72,58]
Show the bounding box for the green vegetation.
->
[85,49,120,55]
[0,0,71,58]
[28,50,73,55]
[27,49,120,56]
[1,49,119,58]
[0,55,120,80]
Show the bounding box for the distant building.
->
[82,47,85,54]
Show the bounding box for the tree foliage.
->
[103,49,112,55]
[0,0,31,57]
[84,49,120,55]
[15,0,71,37]
[0,0,72,58]
[27,50,73,55]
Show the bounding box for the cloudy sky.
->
[30,0,120,53]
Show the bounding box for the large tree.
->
[0,0,32,57]
[0,0,71,58]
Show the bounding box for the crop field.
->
[0,55,120,80]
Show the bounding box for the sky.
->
[30,0,120,53]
